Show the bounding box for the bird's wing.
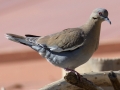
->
[6,28,86,52]
[36,28,86,52]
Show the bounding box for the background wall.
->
[0,0,120,90]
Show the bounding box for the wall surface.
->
[0,0,120,90]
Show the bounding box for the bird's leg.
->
[64,68,83,80]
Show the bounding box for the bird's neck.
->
[82,19,102,51]
[83,18,102,39]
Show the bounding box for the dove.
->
[6,8,111,79]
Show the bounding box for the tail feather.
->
[25,34,40,37]
[5,33,35,47]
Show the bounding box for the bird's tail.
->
[5,33,35,47]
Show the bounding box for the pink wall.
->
[0,0,120,53]
[0,0,120,89]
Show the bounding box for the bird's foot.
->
[64,68,83,81]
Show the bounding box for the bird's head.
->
[90,8,111,24]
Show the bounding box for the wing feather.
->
[36,28,86,52]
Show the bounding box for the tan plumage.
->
[36,28,85,51]
[6,8,111,75]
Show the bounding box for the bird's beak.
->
[104,17,111,24]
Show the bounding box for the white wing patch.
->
[48,40,86,52]
[49,45,63,52]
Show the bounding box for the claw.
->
[64,68,83,81]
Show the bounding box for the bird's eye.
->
[99,12,102,16]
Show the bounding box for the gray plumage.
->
[6,8,111,70]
